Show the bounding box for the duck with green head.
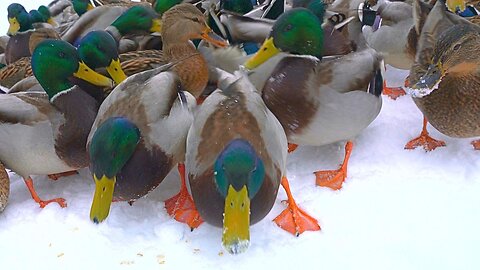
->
[152,0,183,15]
[63,4,162,48]
[0,39,113,208]
[7,3,33,36]
[38,5,58,26]
[244,8,383,192]
[186,70,318,254]
[73,0,95,16]
[87,3,228,227]
[2,30,126,96]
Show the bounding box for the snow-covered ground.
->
[1,1,480,270]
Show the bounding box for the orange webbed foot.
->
[288,143,298,153]
[165,163,203,230]
[405,118,446,151]
[471,140,480,150]
[47,170,78,181]
[24,177,67,208]
[274,177,320,236]
[383,81,406,100]
[314,141,353,190]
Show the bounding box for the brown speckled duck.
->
[0,162,9,213]
[406,0,480,150]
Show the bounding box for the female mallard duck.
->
[244,7,383,190]
[0,39,113,208]
[0,162,9,213]
[186,70,319,255]
[406,0,480,150]
[118,3,227,97]
[87,3,227,225]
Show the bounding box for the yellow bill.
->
[106,58,127,84]
[222,185,250,255]
[446,0,466,12]
[90,175,116,224]
[7,17,20,36]
[243,37,280,70]
[74,61,114,87]
[150,18,162,33]
[47,17,58,27]
[87,3,94,11]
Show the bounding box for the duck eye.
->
[58,51,66,58]
[284,24,293,32]
[453,44,461,51]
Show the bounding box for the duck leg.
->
[382,65,407,100]
[47,170,79,181]
[274,176,320,236]
[314,141,353,190]
[404,117,446,151]
[165,163,203,230]
[23,177,67,208]
[471,140,480,150]
[383,80,406,100]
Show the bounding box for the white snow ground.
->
[1,1,480,270]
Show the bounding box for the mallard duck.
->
[186,69,319,255]
[6,3,33,36]
[0,162,9,213]
[359,0,416,99]
[62,4,161,47]
[72,0,95,16]
[406,0,480,150]
[87,3,227,225]
[1,30,125,92]
[0,39,113,208]
[244,7,383,190]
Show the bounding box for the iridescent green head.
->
[292,0,326,20]
[244,8,324,69]
[7,3,33,35]
[29,10,45,24]
[78,31,127,84]
[214,139,265,254]
[38,5,56,25]
[153,0,182,15]
[111,6,162,36]
[73,0,94,16]
[32,40,113,101]
[89,117,141,223]
[221,0,254,14]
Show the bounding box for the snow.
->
[1,1,480,269]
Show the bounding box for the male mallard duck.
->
[406,0,480,150]
[87,3,227,225]
[0,39,113,208]
[0,162,9,213]
[244,7,383,190]
[62,4,161,47]
[6,3,33,36]
[186,70,319,255]
[1,29,125,93]
[360,0,415,99]
[72,0,95,16]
